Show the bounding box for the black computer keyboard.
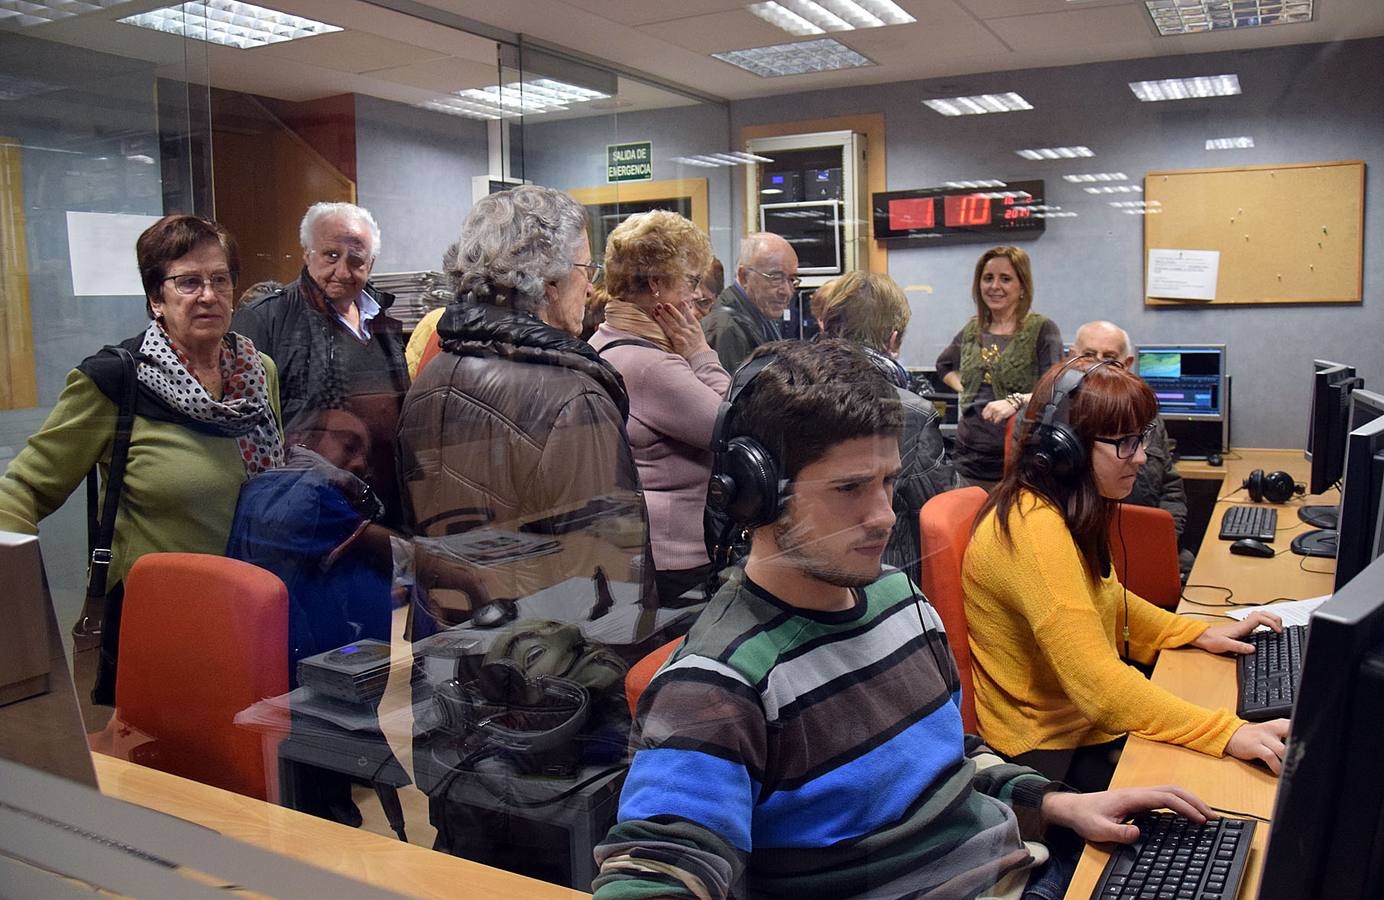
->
[1236,623,1306,721]
[1090,811,1256,900]
[1219,505,1277,541]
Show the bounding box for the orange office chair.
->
[917,487,988,733]
[111,553,289,800]
[1109,503,1182,609]
[624,637,681,718]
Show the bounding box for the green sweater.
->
[0,358,280,588]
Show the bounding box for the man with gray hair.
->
[1070,319,1194,576]
[701,232,799,371]
[233,201,409,525]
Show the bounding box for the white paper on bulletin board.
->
[66,211,162,296]
[1146,248,1220,301]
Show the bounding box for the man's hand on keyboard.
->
[1225,719,1290,773]
[1040,785,1214,844]
[1192,611,1283,654]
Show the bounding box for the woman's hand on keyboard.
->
[1041,785,1214,843]
[1191,611,1283,655]
[1226,719,1290,774]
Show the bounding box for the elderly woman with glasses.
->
[589,210,728,606]
[961,355,1289,792]
[0,214,282,703]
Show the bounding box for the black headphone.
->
[433,659,590,756]
[1242,469,1305,504]
[707,353,789,527]
[1027,355,1123,481]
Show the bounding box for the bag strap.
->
[595,338,660,355]
[86,347,137,602]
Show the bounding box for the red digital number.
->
[944,193,991,227]
[889,197,935,231]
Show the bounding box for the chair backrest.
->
[917,487,988,733]
[1004,415,1018,469]
[115,553,288,800]
[1109,503,1182,609]
[624,637,681,718]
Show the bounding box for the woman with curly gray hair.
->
[397,186,667,646]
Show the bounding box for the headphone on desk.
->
[1027,355,1123,482]
[707,352,790,528]
[1242,469,1305,504]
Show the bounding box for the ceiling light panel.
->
[1145,0,1313,36]
[1062,172,1128,183]
[1084,184,1143,194]
[1016,146,1094,160]
[713,38,873,77]
[1128,74,1240,102]
[118,2,341,49]
[748,0,915,37]
[923,93,1033,116]
[1206,136,1255,149]
[421,78,611,120]
[0,0,133,28]
[942,180,1007,189]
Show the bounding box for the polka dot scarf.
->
[137,321,284,476]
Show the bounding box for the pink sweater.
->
[590,324,730,572]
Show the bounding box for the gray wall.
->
[518,102,738,267]
[729,38,1384,449]
[354,94,490,273]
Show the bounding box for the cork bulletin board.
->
[1143,160,1364,306]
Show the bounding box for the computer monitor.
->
[1296,362,1365,547]
[1257,551,1384,899]
[1332,390,1384,591]
[1134,344,1226,419]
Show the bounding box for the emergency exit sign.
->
[607,142,652,183]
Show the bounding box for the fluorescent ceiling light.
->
[713,38,873,77]
[748,0,914,37]
[0,0,133,28]
[1084,185,1143,194]
[421,77,611,120]
[1206,136,1255,150]
[1062,172,1128,183]
[942,179,1007,189]
[1128,74,1240,102]
[1016,146,1094,160]
[1145,0,1313,36]
[1123,208,1162,215]
[118,2,340,49]
[1033,211,1078,218]
[671,151,775,168]
[923,93,1033,116]
[1111,200,1161,208]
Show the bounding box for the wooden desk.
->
[1064,449,1335,899]
[94,753,589,899]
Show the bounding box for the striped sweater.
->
[593,569,1059,899]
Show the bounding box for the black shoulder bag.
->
[71,347,137,706]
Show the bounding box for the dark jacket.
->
[861,347,954,585]
[1125,414,1189,538]
[396,303,671,651]
[701,284,780,373]
[231,269,409,525]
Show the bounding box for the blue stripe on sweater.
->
[619,748,759,852]
[754,700,966,848]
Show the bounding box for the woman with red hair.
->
[962,355,1289,790]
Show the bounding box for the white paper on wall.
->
[66,211,162,297]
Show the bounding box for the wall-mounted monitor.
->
[871,180,1046,243]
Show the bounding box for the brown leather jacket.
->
[398,304,678,651]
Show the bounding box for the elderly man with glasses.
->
[232,201,410,526]
[701,232,799,371]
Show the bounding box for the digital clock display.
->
[873,180,1046,243]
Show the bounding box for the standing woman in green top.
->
[0,214,282,703]
[936,245,1063,490]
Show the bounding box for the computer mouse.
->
[1207,452,1223,467]
[471,598,519,629]
[1230,538,1275,558]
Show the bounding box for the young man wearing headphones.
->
[965,354,1290,794]
[593,340,1215,900]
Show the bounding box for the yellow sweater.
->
[963,491,1245,759]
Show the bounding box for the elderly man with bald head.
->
[1071,320,1194,576]
[701,232,799,371]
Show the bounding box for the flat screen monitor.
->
[1134,344,1225,419]
[1258,551,1384,899]
[1305,360,1362,495]
[1333,390,1384,590]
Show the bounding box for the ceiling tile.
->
[635,8,797,52]
[984,3,1157,50]
[363,56,504,93]
[558,0,751,27]
[955,0,1132,20]
[250,30,449,74]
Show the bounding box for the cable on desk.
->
[1182,584,1235,605]
[1298,556,1335,576]
[1209,805,1271,823]
[1215,485,1246,503]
